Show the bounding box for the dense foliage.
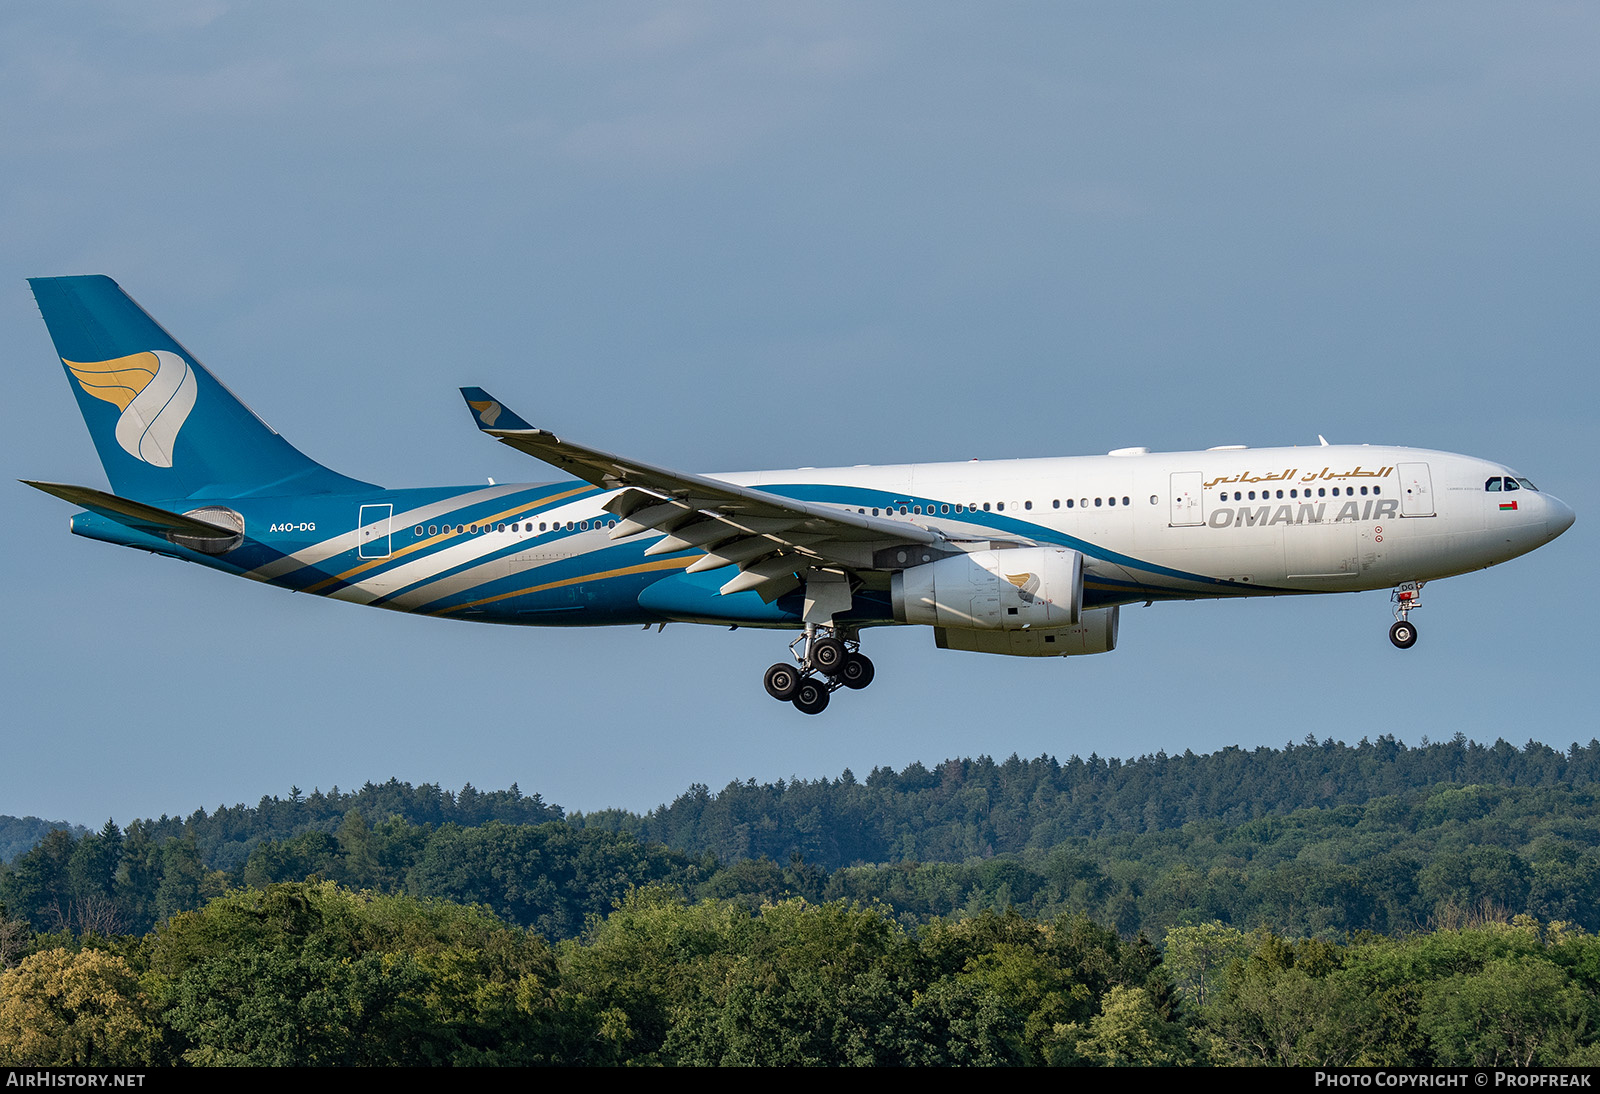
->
[5,735,1600,1065]
[0,816,83,866]
[5,737,1600,943]
[572,733,1600,866]
[5,884,1600,1066]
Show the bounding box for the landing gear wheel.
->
[764,663,801,701]
[1389,620,1418,649]
[839,652,875,690]
[792,678,831,715]
[810,637,847,675]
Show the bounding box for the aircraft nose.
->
[1546,494,1576,540]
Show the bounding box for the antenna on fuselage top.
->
[1317,435,1330,447]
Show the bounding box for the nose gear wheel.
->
[1388,582,1423,649]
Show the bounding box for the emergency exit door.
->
[1398,463,1435,517]
[358,503,393,558]
[1169,471,1204,526]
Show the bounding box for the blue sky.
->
[3,2,1594,828]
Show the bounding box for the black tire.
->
[810,637,847,675]
[792,678,831,715]
[1389,620,1418,649]
[764,662,801,701]
[839,652,875,690]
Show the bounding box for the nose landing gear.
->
[1389,581,1422,649]
[761,624,875,714]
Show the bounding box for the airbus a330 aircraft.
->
[26,276,1575,714]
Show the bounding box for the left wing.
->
[460,387,983,601]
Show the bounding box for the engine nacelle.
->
[934,606,1119,657]
[891,547,1082,630]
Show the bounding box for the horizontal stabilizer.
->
[22,480,240,539]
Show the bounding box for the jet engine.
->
[891,547,1082,630]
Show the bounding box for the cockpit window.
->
[1489,475,1540,492]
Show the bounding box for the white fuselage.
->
[716,443,1571,605]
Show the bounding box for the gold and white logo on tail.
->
[467,399,502,427]
[64,350,197,467]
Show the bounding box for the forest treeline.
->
[7,735,1600,1065]
[4,883,1600,1066]
[572,732,1600,865]
[11,732,1595,874]
[0,816,83,865]
[4,736,1600,943]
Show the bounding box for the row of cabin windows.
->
[415,483,1386,538]
[854,496,1138,517]
[1221,486,1379,501]
[418,497,1172,535]
[414,519,619,537]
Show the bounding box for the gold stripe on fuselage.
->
[434,556,693,615]
[302,484,596,594]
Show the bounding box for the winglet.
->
[459,388,535,432]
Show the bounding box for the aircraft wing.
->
[460,388,963,601]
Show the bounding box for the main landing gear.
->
[762,624,875,715]
[1389,581,1422,649]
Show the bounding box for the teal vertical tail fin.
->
[29,275,376,501]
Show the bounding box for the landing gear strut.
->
[1389,581,1422,649]
[761,624,875,715]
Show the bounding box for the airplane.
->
[24,275,1576,714]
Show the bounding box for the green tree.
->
[155,882,569,1065]
[0,948,162,1066]
[1163,921,1251,1010]
[1419,956,1592,1066]
[1067,984,1193,1066]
